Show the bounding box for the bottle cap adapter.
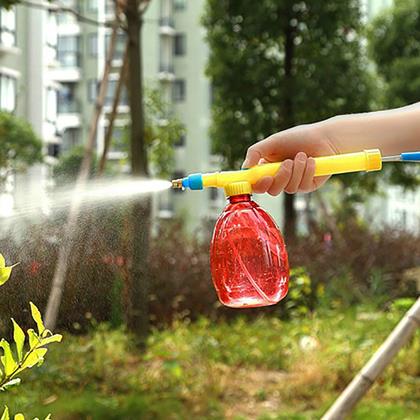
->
[224,181,252,197]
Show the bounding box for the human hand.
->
[242,123,340,195]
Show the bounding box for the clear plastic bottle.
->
[210,182,289,308]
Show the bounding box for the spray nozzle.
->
[171,179,184,189]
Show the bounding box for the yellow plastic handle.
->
[202,149,382,188]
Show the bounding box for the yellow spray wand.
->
[171,149,420,191]
[172,149,385,191]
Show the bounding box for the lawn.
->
[1,305,419,419]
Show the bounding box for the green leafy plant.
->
[0,112,43,187]
[0,254,61,419]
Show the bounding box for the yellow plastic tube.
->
[202,149,382,188]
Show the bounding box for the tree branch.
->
[20,0,114,27]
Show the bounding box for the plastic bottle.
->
[210,181,289,308]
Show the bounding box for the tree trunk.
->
[44,22,119,330]
[98,42,129,176]
[283,14,297,240]
[125,0,151,341]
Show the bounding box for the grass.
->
[1,305,419,419]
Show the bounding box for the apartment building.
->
[0,4,59,217]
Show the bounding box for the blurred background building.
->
[0,0,418,232]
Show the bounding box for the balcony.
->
[158,63,175,82]
[159,17,176,36]
[57,98,81,131]
[58,97,80,114]
[51,51,81,81]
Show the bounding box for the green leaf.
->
[0,266,12,286]
[27,329,40,350]
[29,302,45,336]
[18,348,47,371]
[0,254,18,286]
[40,334,63,346]
[1,378,21,390]
[1,407,9,420]
[11,319,25,362]
[0,339,18,376]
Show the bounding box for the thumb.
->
[242,129,305,168]
[242,134,284,168]
[242,146,262,168]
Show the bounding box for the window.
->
[105,79,128,107]
[174,133,185,147]
[174,126,187,147]
[57,0,78,24]
[88,33,98,56]
[46,88,57,123]
[105,31,126,61]
[87,0,98,12]
[174,33,186,56]
[47,143,61,158]
[87,79,98,102]
[173,79,186,102]
[105,0,114,15]
[110,126,127,152]
[174,0,186,10]
[0,74,16,112]
[58,83,78,113]
[57,35,81,67]
[62,127,80,151]
[0,8,16,47]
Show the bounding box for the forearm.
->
[321,102,420,156]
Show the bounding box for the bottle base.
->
[221,296,278,308]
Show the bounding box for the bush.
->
[290,221,420,307]
[1,213,419,332]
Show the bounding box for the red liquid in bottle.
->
[210,193,289,308]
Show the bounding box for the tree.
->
[368,0,420,189]
[121,0,153,341]
[203,0,373,238]
[0,112,42,187]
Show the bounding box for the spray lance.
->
[172,149,420,308]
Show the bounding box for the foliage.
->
[52,146,97,186]
[290,221,420,307]
[0,302,63,392]
[123,88,184,178]
[0,254,61,420]
[0,112,42,186]
[2,310,419,418]
[367,0,420,189]
[0,254,17,286]
[144,88,184,178]
[203,0,373,168]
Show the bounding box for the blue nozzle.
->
[401,152,420,162]
[182,173,203,190]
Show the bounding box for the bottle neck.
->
[228,194,251,204]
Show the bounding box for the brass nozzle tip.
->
[172,179,183,189]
